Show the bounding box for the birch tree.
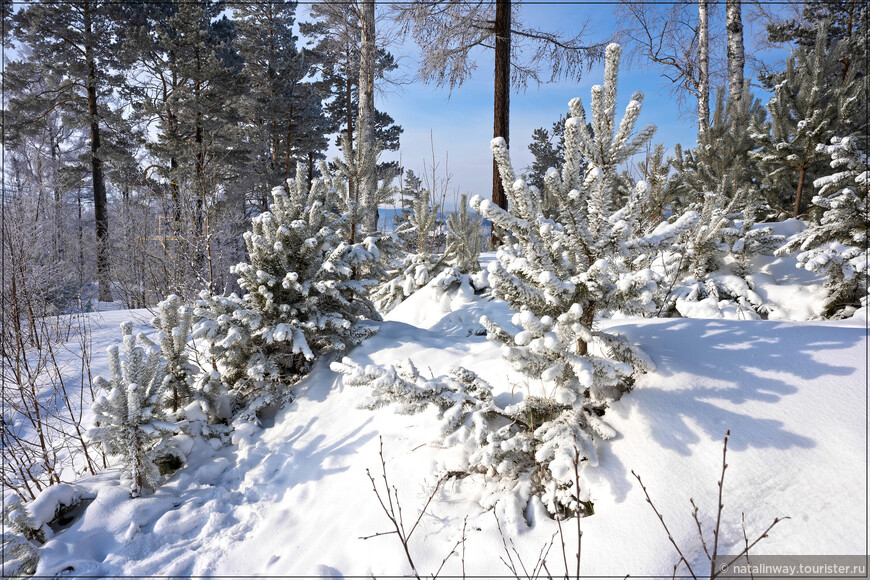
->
[726,0,745,109]
[616,0,720,135]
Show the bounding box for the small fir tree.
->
[332,356,615,518]
[371,182,446,313]
[459,43,697,514]
[91,322,178,498]
[663,89,784,318]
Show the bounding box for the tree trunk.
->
[726,0,745,111]
[577,302,596,356]
[358,0,378,235]
[492,0,511,244]
[697,0,710,136]
[168,64,182,226]
[85,7,112,303]
[194,46,205,238]
[345,54,355,210]
[794,165,806,217]
[292,107,299,179]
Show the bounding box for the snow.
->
[28,484,95,529]
[18,254,868,577]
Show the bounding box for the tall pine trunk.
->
[492,0,511,245]
[358,0,378,235]
[84,5,112,302]
[726,0,745,111]
[697,0,710,136]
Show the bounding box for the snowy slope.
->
[31,278,867,577]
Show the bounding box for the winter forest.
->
[1,0,867,576]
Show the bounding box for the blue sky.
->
[306,1,790,210]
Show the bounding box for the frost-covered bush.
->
[91,322,179,498]
[778,136,868,317]
[332,358,611,518]
[194,163,380,420]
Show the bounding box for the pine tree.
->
[300,2,404,191]
[526,115,566,191]
[233,0,329,203]
[91,322,178,498]
[753,22,864,217]
[638,143,681,226]
[148,295,196,414]
[461,44,697,513]
[332,357,615,518]
[778,136,868,316]
[371,178,445,313]
[657,87,787,318]
[393,169,426,235]
[445,194,485,273]
[117,0,248,297]
[10,0,130,301]
[194,163,381,419]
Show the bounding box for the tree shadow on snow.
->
[604,319,863,457]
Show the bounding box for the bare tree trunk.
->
[359,0,378,235]
[726,0,745,110]
[698,0,710,136]
[85,5,112,303]
[492,0,511,244]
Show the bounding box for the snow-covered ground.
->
[26,254,867,577]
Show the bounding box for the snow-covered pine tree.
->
[372,178,447,313]
[753,21,862,217]
[778,136,868,317]
[663,88,783,318]
[194,162,381,420]
[473,41,682,368]
[91,322,178,498]
[445,194,485,273]
[393,169,426,238]
[526,114,569,195]
[638,143,681,227]
[726,189,786,278]
[1,493,42,576]
[460,43,696,512]
[148,294,195,414]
